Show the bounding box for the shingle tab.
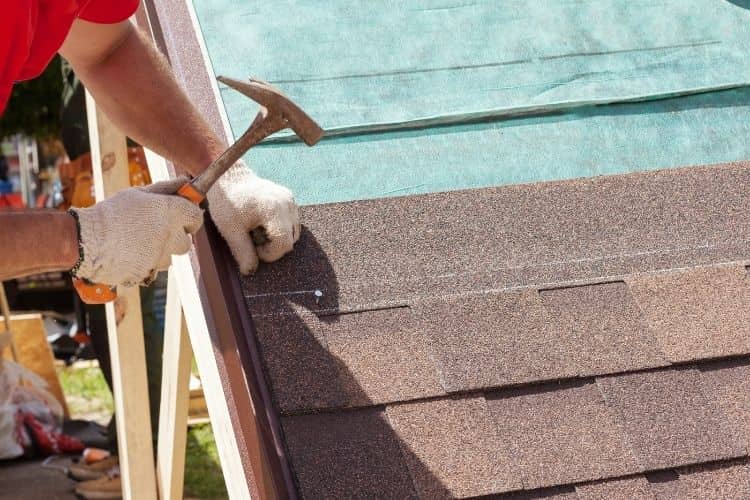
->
[416,290,578,392]
[252,308,349,413]
[699,360,750,450]
[540,282,669,374]
[575,476,655,500]
[386,396,521,498]
[628,266,750,363]
[647,461,750,500]
[323,308,445,406]
[281,408,417,499]
[597,369,744,470]
[486,381,639,489]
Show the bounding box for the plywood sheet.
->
[1,314,68,415]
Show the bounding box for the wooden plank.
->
[85,90,157,500]
[139,2,298,496]
[144,147,253,500]
[156,269,192,500]
[0,314,69,415]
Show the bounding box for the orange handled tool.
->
[73,76,324,304]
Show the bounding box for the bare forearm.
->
[0,211,79,280]
[66,24,224,176]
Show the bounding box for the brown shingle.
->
[699,360,750,450]
[539,282,669,374]
[416,290,578,392]
[486,381,639,489]
[499,486,579,499]
[281,408,417,499]
[575,476,655,500]
[242,164,750,314]
[386,396,521,498]
[254,305,444,413]
[597,369,744,470]
[323,307,445,406]
[628,266,750,363]
[252,307,350,413]
[648,461,750,499]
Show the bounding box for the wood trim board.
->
[85,90,157,500]
[135,3,296,498]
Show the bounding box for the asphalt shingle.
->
[628,266,750,363]
[486,381,639,489]
[322,307,445,406]
[647,461,750,500]
[242,164,750,314]
[281,408,417,499]
[699,360,750,451]
[597,369,744,470]
[386,396,521,498]
[416,290,577,392]
[539,282,669,375]
[252,307,349,413]
[575,476,655,500]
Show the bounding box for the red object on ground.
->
[22,413,85,456]
[0,0,139,115]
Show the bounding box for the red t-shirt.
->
[0,0,139,115]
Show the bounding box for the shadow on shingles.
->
[253,227,451,498]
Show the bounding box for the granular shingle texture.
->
[699,360,750,448]
[241,163,750,498]
[628,266,750,363]
[322,308,445,407]
[415,291,577,392]
[487,381,639,489]
[386,396,521,498]
[281,408,417,499]
[648,461,750,500]
[596,369,744,469]
[575,476,655,500]
[539,282,669,374]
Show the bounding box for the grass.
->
[185,424,228,499]
[57,362,228,499]
[57,364,113,426]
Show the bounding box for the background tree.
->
[0,56,63,140]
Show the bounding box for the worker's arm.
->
[59,19,300,273]
[59,19,222,176]
[0,211,79,281]
[0,179,202,285]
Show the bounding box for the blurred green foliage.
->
[1,56,62,140]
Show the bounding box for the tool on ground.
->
[73,76,324,304]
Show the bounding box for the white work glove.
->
[71,177,203,287]
[207,160,300,274]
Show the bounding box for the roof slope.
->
[241,162,750,498]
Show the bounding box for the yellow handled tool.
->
[73,76,324,304]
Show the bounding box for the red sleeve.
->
[78,0,139,23]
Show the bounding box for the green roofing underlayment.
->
[192,0,750,205]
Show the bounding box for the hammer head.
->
[217,75,324,146]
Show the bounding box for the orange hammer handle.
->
[74,181,205,305]
[176,182,206,205]
[73,278,118,305]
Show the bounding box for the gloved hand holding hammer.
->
[0,12,319,299]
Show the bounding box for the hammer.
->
[74,76,324,304]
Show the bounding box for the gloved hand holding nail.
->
[207,160,301,274]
